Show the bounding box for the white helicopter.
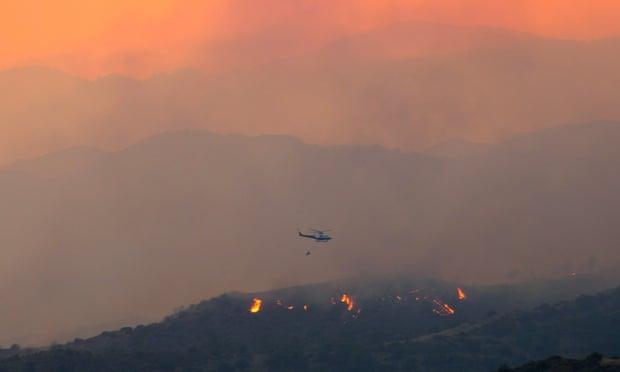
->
[298,228,333,256]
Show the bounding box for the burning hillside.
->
[249,298,262,313]
[2,281,620,372]
[458,287,467,300]
[245,286,466,320]
[340,294,355,311]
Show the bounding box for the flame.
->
[340,294,355,311]
[245,288,463,318]
[249,298,262,313]
[431,299,455,316]
[442,303,456,315]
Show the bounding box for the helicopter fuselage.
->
[298,232,332,242]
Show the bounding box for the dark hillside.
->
[1,277,619,371]
[497,353,620,372]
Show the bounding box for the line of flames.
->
[340,294,355,311]
[249,287,465,317]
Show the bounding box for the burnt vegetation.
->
[0,276,619,371]
[497,353,620,372]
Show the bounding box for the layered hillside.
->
[0,277,618,371]
[1,123,620,345]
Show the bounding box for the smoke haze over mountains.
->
[2,24,620,165]
[1,123,619,345]
[2,4,620,359]
[4,0,620,77]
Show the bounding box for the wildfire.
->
[340,294,355,311]
[244,287,464,318]
[249,298,262,313]
[442,303,456,315]
[431,299,455,316]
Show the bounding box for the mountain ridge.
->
[1,122,619,346]
[1,275,619,371]
[2,23,620,164]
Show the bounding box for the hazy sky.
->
[3,0,620,77]
[2,1,620,346]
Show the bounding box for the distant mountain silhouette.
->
[0,122,620,345]
[1,24,620,164]
[424,139,492,158]
[317,21,540,61]
[7,147,106,176]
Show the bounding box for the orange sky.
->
[2,0,620,78]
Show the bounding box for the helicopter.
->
[298,229,332,256]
